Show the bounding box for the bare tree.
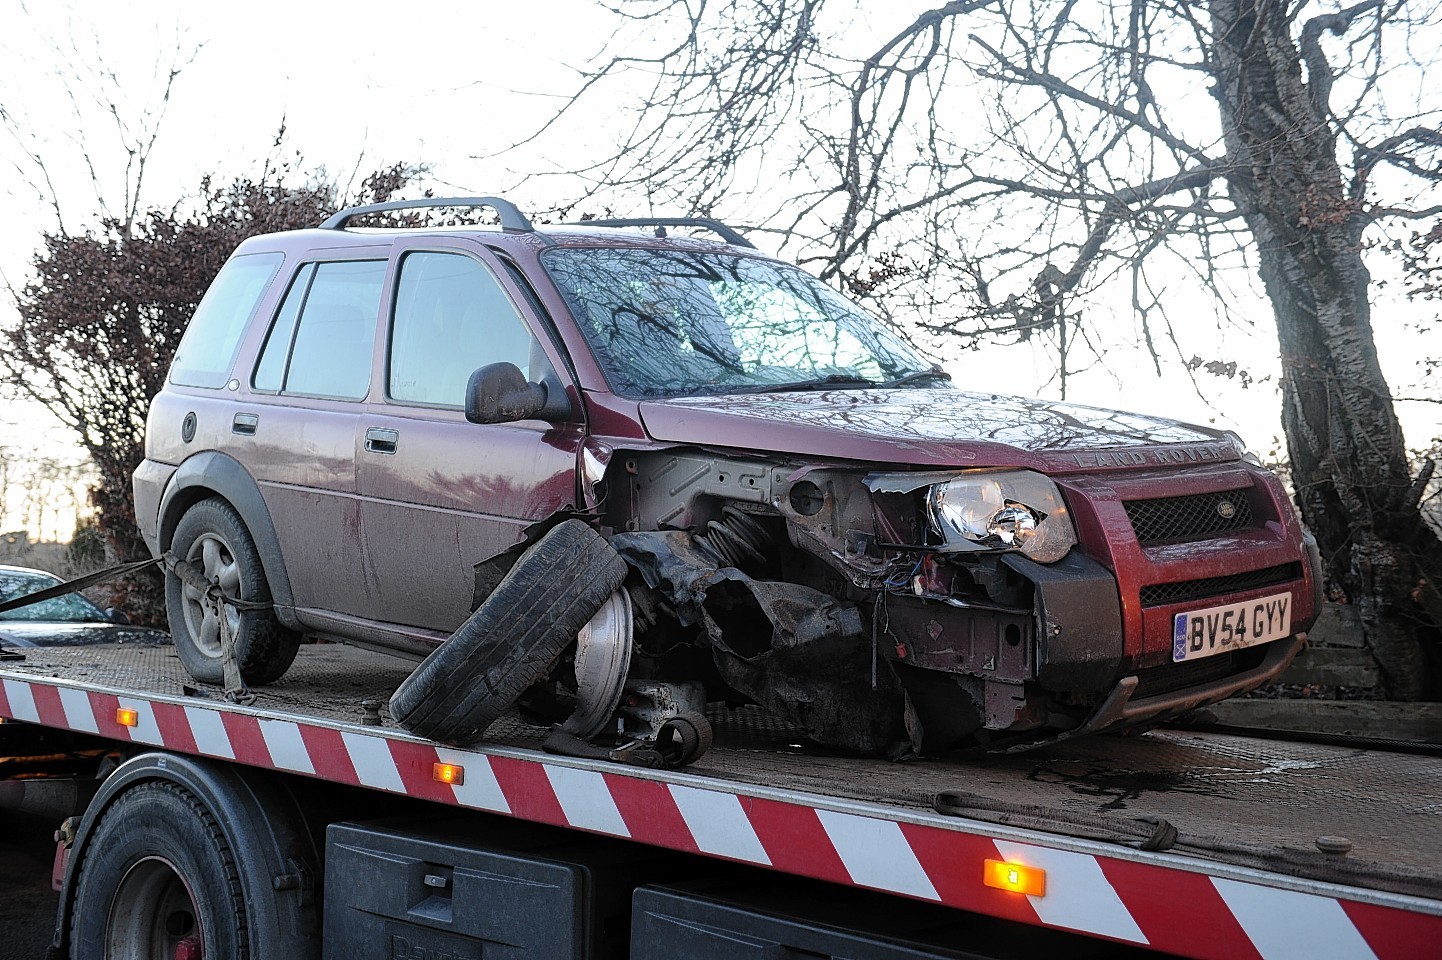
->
[1,164,424,623]
[540,1,1441,695]
[1398,217,1442,541]
[0,443,93,544]
[0,7,198,240]
[1,14,433,620]
[1,17,201,617]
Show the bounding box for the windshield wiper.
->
[875,366,952,388]
[723,373,879,394]
[717,368,951,395]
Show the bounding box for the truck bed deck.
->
[5,641,1437,898]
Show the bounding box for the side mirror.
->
[465,362,572,424]
[105,607,131,625]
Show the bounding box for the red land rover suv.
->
[134,197,1321,754]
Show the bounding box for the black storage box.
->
[324,815,678,960]
[629,875,1158,960]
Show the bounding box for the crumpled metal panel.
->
[700,576,906,754]
[611,530,907,753]
[610,530,720,625]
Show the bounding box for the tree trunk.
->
[1211,0,1442,698]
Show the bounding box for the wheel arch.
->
[158,451,297,617]
[52,751,320,959]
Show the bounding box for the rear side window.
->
[252,260,387,400]
[169,252,283,388]
[388,251,542,407]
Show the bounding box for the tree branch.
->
[967,31,1211,164]
[1299,0,1384,117]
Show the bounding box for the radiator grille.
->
[1139,562,1302,608]
[1132,653,1242,699]
[1133,646,1270,699]
[1124,488,1254,545]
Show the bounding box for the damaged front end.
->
[466,437,1311,762]
[582,448,1137,757]
[613,529,906,753]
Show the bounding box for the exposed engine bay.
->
[520,447,1137,758]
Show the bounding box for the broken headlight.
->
[1223,430,1264,468]
[923,471,1077,563]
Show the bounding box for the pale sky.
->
[0,0,1436,539]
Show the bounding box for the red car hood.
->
[638,387,1239,473]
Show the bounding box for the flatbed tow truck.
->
[1,639,1438,959]
[7,199,1410,957]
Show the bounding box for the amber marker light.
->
[433,762,465,786]
[116,708,140,728]
[984,859,1046,896]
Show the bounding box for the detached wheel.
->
[392,519,628,744]
[69,780,247,959]
[166,498,300,685]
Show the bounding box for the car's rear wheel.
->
[166,498,300,686]
[391,519,628,745]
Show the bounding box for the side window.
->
[252,260,387,400]
[170,252,283,388]
[389,251,544,407]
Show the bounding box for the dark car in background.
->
[0,564,170,648]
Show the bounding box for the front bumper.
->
[1061,632,1305,740]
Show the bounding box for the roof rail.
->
[320,196,534,232]
[570,217,756,249]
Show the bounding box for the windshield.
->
[0,568,106,623]
[542,247,935,398]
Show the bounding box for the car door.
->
[355,242,583,633]
[243,256,390,622]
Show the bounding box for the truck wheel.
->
[392,519,628,745]
[69,780,247,959]
[166,498,300,685]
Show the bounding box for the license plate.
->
[1172,592,1292,662]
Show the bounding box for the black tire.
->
[69,780,248,959]
[391,520,628,744]
[166,498,300,685]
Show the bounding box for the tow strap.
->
[0,554,268,703]
[0,557,164,616]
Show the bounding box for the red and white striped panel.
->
[3,676,1438,960]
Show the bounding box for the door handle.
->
[232,414,259,436]
[364,427,399,455]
